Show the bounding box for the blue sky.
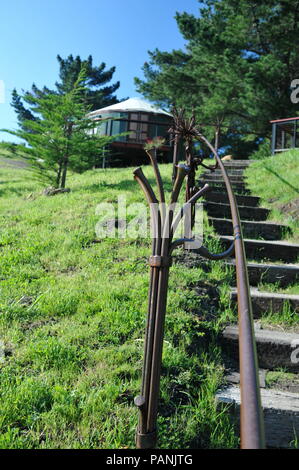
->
[0,0,200,142]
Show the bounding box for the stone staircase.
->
[200,160,299,448]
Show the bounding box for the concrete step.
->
[230,288,299,318]
[225,260,299,288]
[204,182,251,194]
[224,369,267,388]
[221,324,299,372]
[220,235,299,263]
[216,385,299,448]
[223,159,255,163]
[210,169,245,176]
[222,160,255,169]
[204,191,261,207]
[224,368,299,393]
[204,202,270,221]
[201,174,245,183]
[209,217,289,240]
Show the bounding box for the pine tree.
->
[4,67,113,189]
[135,0,299,156]
[12,55,120,130]
[11,89,36,129]
[55,54,120,110]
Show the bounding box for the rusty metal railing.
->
[193,130,265,449]
[133,111,265,449]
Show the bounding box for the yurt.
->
[89,97,174,167]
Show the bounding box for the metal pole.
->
[172,134,179,185]
[134,158,208,448]
[271,123,277,155]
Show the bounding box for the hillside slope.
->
[0,161,237,449]
[244,150,299,243]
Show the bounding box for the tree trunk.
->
[60,123,73,189]
[214,125,221,152]
[60,160,68,188]
[56,159,63,188]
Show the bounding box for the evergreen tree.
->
[12,55,120,130]
[11,86,57,131]
[55,54,120,110]
[4,67,113,189]
[135,0,299,156]
[11,89,36,128]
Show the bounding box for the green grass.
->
[259,302,299,329]
[0,159,239,449]
[244,150,299,243]
[1,148,299,448]
[244,150,299,298]
[266,370,299,388]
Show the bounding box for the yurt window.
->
[127,112,150,142]
[140,122,148,141]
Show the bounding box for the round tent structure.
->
[89,97,174,167]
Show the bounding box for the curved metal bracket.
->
[195,242,235,260]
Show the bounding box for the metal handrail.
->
[133,114,265,450]
[193,129,265,449]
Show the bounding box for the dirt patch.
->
[278,198,299,220]
[22,318,57,331]
[180,280,221,323]
[174,251,211,272]
[0,158,28,169]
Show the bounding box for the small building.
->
[270,117,299,155]
[89,97,175,167]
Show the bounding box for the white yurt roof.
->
[89,97,172,117]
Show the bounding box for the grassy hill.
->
[1,147,299,448]
[0,159,237,449]
[245,150,299,243]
